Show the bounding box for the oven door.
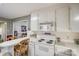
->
[35,43,54,56]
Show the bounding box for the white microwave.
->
[40,22,53,31]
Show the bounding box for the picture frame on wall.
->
[14,31,18,36]
[21,25,27,32]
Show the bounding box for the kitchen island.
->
[0,37,29,56]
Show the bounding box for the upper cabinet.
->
[31,5,79,32]
[38,8,55,23]
[31,8,55,31]
[38,8,55,31]
[56,7,70,32]
[31,11,39,31]
[70,6,79,32]
[38,8,49,23]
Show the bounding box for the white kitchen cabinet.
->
[56,7,69,32]
[70,6,79,32]
[49,46,54,56]
[38,8,55,23]
[38,8,55,31]
[31,11,39,31]
[31,8,55,31]
[28,42,35,56]
[55,45,74,56]
[38,8,49,23]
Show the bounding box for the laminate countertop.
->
[0,37,29,56]
[0,37,29,48]
[56,41,79,56]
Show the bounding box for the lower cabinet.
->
[28,42,35,56]
[55,45,74,56]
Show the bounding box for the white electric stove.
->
[34,34,56,56]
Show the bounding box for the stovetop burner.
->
[38,39,45,42]
[38,39,54,44]
[46,40,53,44]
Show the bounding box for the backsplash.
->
[55,32,79,43]
[29,31,79,43]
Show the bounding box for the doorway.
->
[0,21,7,42]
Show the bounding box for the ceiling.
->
[0,3,55,19]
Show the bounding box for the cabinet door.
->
[28,44,35,56]
[49,47,54,56]
[70,6,79,32]
[56,7,69,32]
[48,8,55,31]
[38,8,55,23]
[31,11,39,31]
[38,8,49,23]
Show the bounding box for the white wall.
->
[13,20,29,32]
[13,15,31,38]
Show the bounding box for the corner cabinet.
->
[28,42,35,56]
[70,6,79,32]
[56,7,70,32]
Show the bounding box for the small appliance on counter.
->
[74,39,79,45]
[29,31,37,38]
[56,37,61,43]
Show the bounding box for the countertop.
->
[0,37,29,48]
[19,36,79,56]
[30,37,79,56]
[0,37,29,56]
[56,41,79,56]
